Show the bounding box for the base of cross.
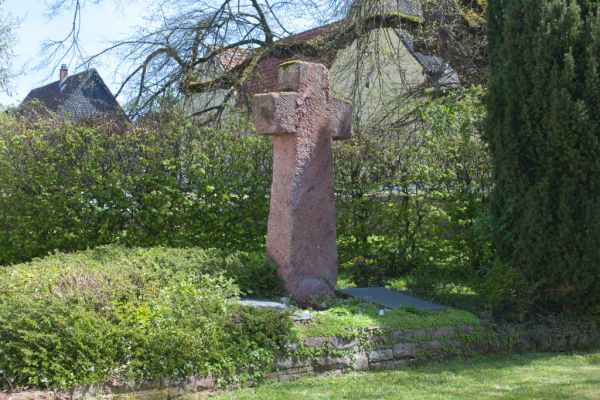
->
[252,61,353,305]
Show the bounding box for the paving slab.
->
[337,287,445,311]
[238,298,313,321]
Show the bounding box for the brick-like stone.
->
[389,328,428,340]
[428,326,455,337]
[370,359,410,370]
[277,357,310,369]
[330,336,359,350]
[393,342,420,359]
[368,349,394,362]
[353,352,369,371]
[304,336,328,348]
[315,355,353,370]
[425,340,444,352]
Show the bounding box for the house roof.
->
[244,23,339,95]
[211,47,253,71]
[382,0,423,19]
[245,20,458,95]
[396,30,460,88]
[21,69,126,120]
[349,0,424,20]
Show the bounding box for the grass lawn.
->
[205,352,600,400]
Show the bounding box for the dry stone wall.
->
[270,324,480,382]
[0,324,481,400]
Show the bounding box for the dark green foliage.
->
[335,87,492,299]
[486,0,600,315]
[0,110,272,265]
[0,247,292,390]
[348,256,384,287]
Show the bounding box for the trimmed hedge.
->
[0,110,272,265]
[0,246,291,391]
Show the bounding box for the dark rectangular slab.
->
[337,287,444,310]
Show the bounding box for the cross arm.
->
[252,92,299,135]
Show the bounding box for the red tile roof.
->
[244,23,340,95]
[213,47,252,71]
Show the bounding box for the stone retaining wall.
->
[1,324,481,400]
[270,325,479,382]
[3,319,598,399]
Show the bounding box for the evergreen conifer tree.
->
[486,0,600,315]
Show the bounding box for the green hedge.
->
[0,110,272,265]
[335,87,495,304]
[0,246,291,390]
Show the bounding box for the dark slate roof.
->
[21,69,126,121]
[350,0,424,20]
[382,0,423,19]
[396,30,461,88]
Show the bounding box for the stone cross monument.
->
[252,61,352,304]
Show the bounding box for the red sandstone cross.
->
[252,61,352,304]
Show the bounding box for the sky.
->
[0,0,147,106]
[0,0,319,108]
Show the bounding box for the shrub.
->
[487,0,600,316]
[0,111,272,265]
[335,86,492,289]
[0,246,291,390]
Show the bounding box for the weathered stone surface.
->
[277,357,311,370]
[368,348,394,362]
[425,340,444,353]
[427,326,455,337]
[388,328,428,341]
[330,336,359,350]
[371,359,410,370]
[252,92,298,135]
[353,352,370,371]
[315,355,353,370]
[338,287,444,310]
[252,61,353,304]
[393,342,420,359]
[304,336,328,348]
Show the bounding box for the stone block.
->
[304,336,328,348]
[252,92,298,135]
[315,355,353,370]
[277,61,327,92]
[370,359,410,370]
[353,352,369,371]
[427,326,455,337]
[368,348,394,362]
[393,342,420,359]
[277,357,310,369]
[330,336,359,350]
[425,340,444,353]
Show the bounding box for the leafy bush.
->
[335,87,493,300]
[0,110,272,265]
[0,246,292,390]
[347,256,384,287]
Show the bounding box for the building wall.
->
[330,28,426,131]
